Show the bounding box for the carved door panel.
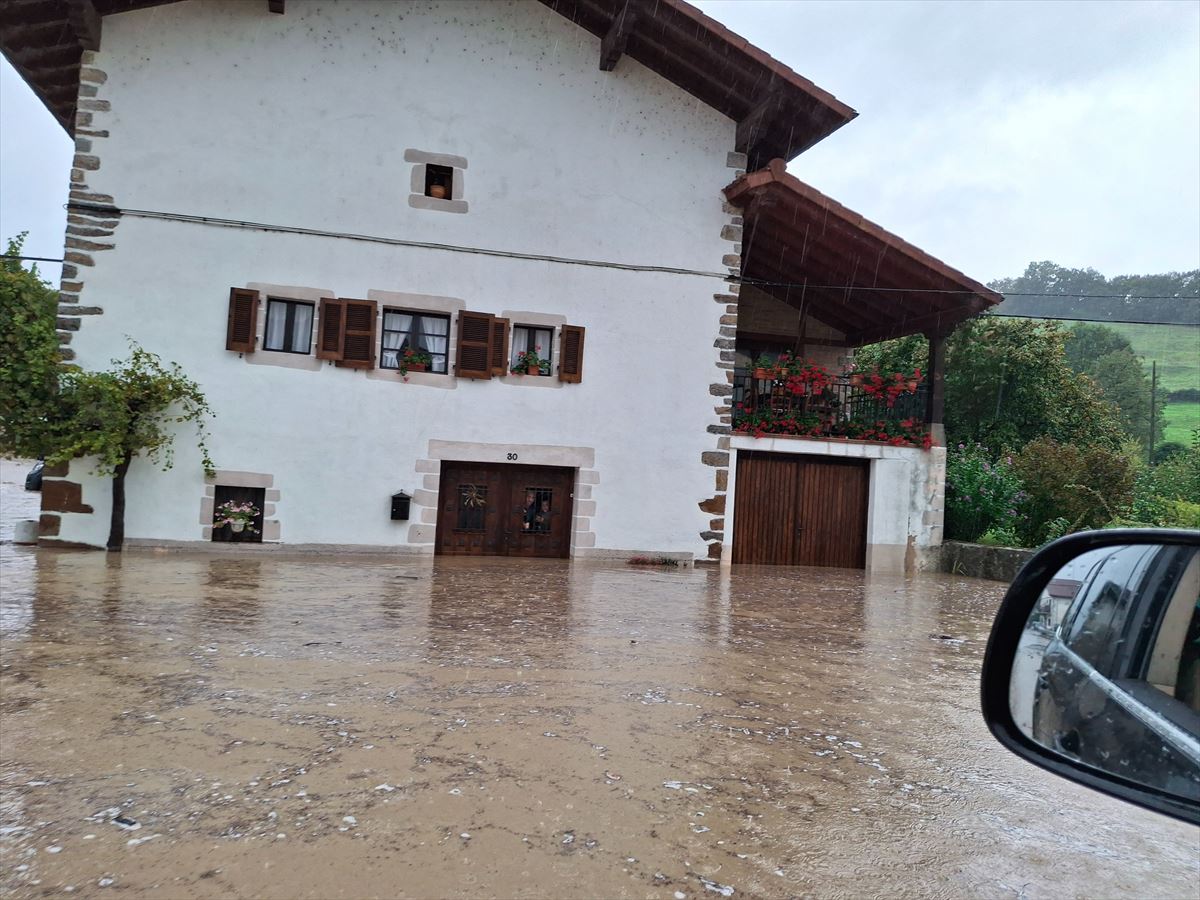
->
[436,462,574,559]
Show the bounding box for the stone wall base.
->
[938,540,1035,583]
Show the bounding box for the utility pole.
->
[1148,360,1157,464]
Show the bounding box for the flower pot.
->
[752,367,773,380]
[429,184,448,200]
[849,373,864,387]
[407,363,426,373]
[230,521,245,533]
[527,365,541,376]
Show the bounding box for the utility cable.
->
[10,201,1200,310]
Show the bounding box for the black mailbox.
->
[390,491,411,521]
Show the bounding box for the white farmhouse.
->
[2,0,999,569]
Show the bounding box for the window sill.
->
[408,195,468,214]
[244,349,322,372]
[499,372,563,389]
[367,368,456,390]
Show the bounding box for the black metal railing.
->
[731,369,930,441]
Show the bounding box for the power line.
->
[2,255,68,264]
[990,312,1199,327]
[13,203,1200,308]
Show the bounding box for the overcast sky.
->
[1,0,1198,285]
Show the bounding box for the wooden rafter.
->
[598,2,636,71]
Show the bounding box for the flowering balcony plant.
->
[857,368,922,407]
[214,499,260,534]
[511,346,550,376]
[399,347,433,375]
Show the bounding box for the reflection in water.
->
[1011,544,1200,803]
[0,547,1197,898]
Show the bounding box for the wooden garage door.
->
[435,462,575,559]
[732,451,869,568]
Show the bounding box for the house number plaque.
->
[507,452,519,460]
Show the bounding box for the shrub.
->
[944,443,1027,542]
[1012,438,1135,545]
[978,526,1023,548]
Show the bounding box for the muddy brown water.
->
[1,535,1197,897]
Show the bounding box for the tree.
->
[1086,348,1164,448]
[0,236,214,551]
[855,318,1125,452]
[1063,322,1132,372]
[1013,437,1135,545]
[52,345,214,550]
[0,233,61,458]
[989,261,1199,325]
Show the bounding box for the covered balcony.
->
[723,159,1002,447]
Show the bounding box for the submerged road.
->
[0,482,1196,898]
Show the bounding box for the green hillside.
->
[1104,323,1199,445]
[1105,323,1200,394]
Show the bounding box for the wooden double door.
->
[732,451,870,568]
[436,462,575,558]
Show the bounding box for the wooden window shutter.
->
[490,317,510,375]
[559,324,585,383]
[338,299,378,369]
[456,311,494,379]
[316,298,345,360]
[225,288,259,352]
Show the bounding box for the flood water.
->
[1,485,1197,898]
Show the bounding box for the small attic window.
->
[425,164,453,200]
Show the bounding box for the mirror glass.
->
[1010,543,1200,803]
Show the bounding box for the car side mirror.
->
[981,528,1200,826]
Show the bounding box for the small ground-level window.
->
[212,485,266,544]
[380,310,450,373]
[425,163,453,199]
[511,325,553,376]
[264,298,315,353]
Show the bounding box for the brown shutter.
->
[316,298,344,361]
[490,317,510,375]
[559,324,585,383]
[225,288,259,352]
[456,311,494,379]
[338,299,378,369]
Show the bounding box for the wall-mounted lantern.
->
[390,491,411,521]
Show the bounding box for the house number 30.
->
[507,452,519,460]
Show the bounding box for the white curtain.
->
[291,303,313,352]
[265,300,288,351]
[421,316,449,372]
[381,311,412,368]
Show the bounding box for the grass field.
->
[1161,400,1199,446]
[1104,323,1198,445]
[1105,323,1199,395]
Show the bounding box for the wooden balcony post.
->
[925,331,947,445]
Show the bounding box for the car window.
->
[1061,545,1154,673]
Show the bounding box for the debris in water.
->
[112,816,140,830]
[700,877,735,897]
[46,846,62,854]
[562,832,575,845]
[374,784,396,792]
[342,816,357,825]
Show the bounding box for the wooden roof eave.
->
[726,160,1001,346]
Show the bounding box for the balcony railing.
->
[731,369,932,447]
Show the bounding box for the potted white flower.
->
[214,499,260,534]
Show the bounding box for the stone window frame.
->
[497,311,567,390]
[366,290,466,388]
[378,307,453,375]
[244,282,331,373]
[406,149,468,214]
[200,470,281,542]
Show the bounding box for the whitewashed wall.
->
[51,0,735,554]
